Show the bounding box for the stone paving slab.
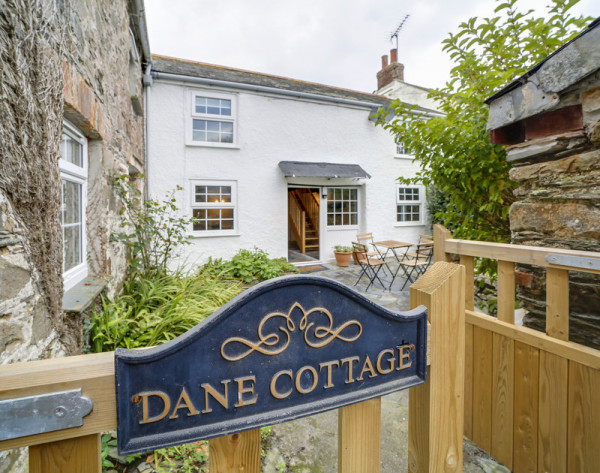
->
[264,262,510,473]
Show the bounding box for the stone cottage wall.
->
[0,1,145,470]
[506,80,600,349]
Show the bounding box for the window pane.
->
[193,119,207,131]
[207,219,221,230]
[195,97,207,114]
[63,225,81,272]
[343,214,349,225]
[62,180,81,225]
[61,134,82,167]
[207,208,220,219]
[207,121,220,131]
[222,208,233,218]
[193,130,207,141]
[221,122,233,133]
[335,214,342,225]
[350,214,357,225]
[193,209,206,219]
[221,219,234,230]
[193,220,206,231]
[327,188,358,227]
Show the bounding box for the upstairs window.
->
[396,140,411,157]
[60,122,88,290]
[190,92,236,146]
[191,181,237,235]
[396,185,424,225]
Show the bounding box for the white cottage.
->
[146,55,438,265]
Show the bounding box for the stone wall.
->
[0,1,146,471]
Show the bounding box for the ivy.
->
[376,0,593,246]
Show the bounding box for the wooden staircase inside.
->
[288,188,319,255]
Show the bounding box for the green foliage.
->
[88,270,243,352]
[425,186,451,228]
[203,248,299,284]
[333,245,353,253]
[377,0,592,245]
[101,433,139,470]
[154,441,209,473]
[111,173,194,279]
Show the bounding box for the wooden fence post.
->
[408,261,465,473]
[338,397,381,473]
[209,429,261,473]
[29,433,101,473]
[433,224,452,263]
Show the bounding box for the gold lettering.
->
[270,370,293,399]
[235,375,258,407]
[357,354,377,381]
[319,360,340,389]
[201,380,230,413]
[295,365,318,394]
[397,344,414,370]
[376,349,396,374]
[138,391,171,424]
[340,356,360,384]
[169,387,199,419]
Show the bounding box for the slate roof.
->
[152,55,391,106]
[278,161,371,179]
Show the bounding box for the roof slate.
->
[152,55,390,106]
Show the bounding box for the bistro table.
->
[372,240,412,290]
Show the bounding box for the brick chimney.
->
[377,48,404,90]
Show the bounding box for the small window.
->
[327,188,358,227]
[60,122,88,290]
[396,140,410,156]
[191,181,237,234]
[396,185,424,225]
[189,92,236,146]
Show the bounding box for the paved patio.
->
[263,261,509,473]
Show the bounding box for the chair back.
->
[356,232,375,246]
[352,242,369,263]
[416,242,434,262]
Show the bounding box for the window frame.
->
[395,140,412,159]
[187,90,238,148]
[395,184,425,226]
[190,180,238,237]
[60,121,88,291]
[326,187,359,230]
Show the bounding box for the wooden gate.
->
[0,262,465,473]
[434,224,600,473]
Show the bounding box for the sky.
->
[144,0,600,94]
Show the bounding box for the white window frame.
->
[187,90,238,148]
[395,140,412,159]
[326,187,359,230]
[190,180,238,237]
[395,184,425,226]
[60,121,88,291]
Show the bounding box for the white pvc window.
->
[60,122,88,290]
[327,188,358,227]
[191,181,237,235]
[190,91,236,146]
[396,185,424,225]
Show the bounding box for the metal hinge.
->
[546,254,600,271]
[0,389,93,441]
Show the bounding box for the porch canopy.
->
[278,161,371,179]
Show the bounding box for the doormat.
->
[298,265,327,274]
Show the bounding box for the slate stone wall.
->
[0,1,145,468]
[507,80,600,349]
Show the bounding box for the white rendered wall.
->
[147,79,429,267]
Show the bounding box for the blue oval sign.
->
[115,275,427,454]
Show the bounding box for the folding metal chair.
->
[356,232,389,274]
[352,242,387,291]
[394,242,433,290]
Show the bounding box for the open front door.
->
[287,187,320,263]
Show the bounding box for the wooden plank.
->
[491,333,514,470]
[433,224,452,263]
[513,341,539,473]
[472,326,493,453]
[338,397,381,473]
[546,268,569,341]
[408,261,465,473]
[538,351,567,473]
[464,323,474,439]
[497,261,515,324]
[29,433,100,473]
[567,361,600,472]
[444,239,600,274]
[209,429,261,473]
[0,352,116,450]
[465,310,600,370]
[459,255,475,311]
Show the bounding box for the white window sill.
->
[394,154,414,160]
[326,225,359,231]
[394,222,425,227]
[185,141,240,149]
[188,232,241,239]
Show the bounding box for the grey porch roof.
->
[152,55,390,106]
[278,161,371,179]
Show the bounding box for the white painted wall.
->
[147,79,429,268]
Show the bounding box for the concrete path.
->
[263,262,510,473]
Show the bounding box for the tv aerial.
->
[390,15,410,53]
